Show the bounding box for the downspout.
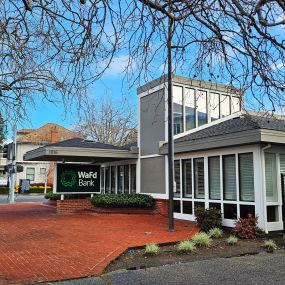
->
[261,144,271,233]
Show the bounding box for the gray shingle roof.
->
[49,138,135,151]
[175,114,285,143]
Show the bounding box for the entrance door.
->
[281,174,285,230]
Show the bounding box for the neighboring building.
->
[15,123,79,185]
[25,75,285,232]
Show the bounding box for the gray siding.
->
[140,156,165,194]
[140,89,165,156]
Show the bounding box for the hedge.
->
[91,194,155,209]
[44,192,91,200]
[0,186,53,194]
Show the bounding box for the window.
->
[110,166,116,194]
[105,167,110,193]
[117,165,124,194]
[223,155,236,200]
[40,168,46,175]
[174,161,181,197]
[183,160,192,198]
[26,167,35,181]
[185,88,196,130]
[196,90,207,126]
[100,168,105,192]
[194,158,205,199]
[265,153,278,202]
[208,156,221,200]
[124,165,129,194]
[239,153,254,202]
[173,85,183,134]
[209,93,220,121]
[231,96,240,113]
[130,164,136,194]
[220,95,230,117]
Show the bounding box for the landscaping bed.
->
[105,231,285,273]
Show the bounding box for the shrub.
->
[91,194,155,208]
[192,232,212,247]
[29,186,53,194]
[145,244,160,255]
[0,187,9,194]
[227,235,238,245]
[44,192,61,200]
[232,215,264,239]
[177,240,196,253]
[194,206,222,232]
[264,239,277,252]
[208,228,223,238]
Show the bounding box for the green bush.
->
[177,240,196,253]
[208,228,223,238]
[91,194,155,208]
[194,206,222,232]
[227,235,238,245]
[145,244,160,255]
[44,192,61,200]
[29,186,53,194]
[192,232,212,247]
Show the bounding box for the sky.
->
[17,56,139,135]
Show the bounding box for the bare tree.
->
[74,98,137,146]
[1,0,285,118]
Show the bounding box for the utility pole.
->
[9,125,17,203]
[167,1,174,232]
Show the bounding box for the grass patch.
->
[263,239,277,252]
[145,244,160,255]
[208,228,223,238]
[192,232,212,247]
[227,235,238,246]
[177,240,196,253]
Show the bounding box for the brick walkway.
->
[0,203,199,285]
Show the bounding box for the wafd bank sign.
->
[56,164,100,193]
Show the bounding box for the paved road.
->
[47,251,285,285]
[0,194,47,204]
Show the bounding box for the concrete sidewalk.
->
[0,203,198,284]
[47,251,285,285]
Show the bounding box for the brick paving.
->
[0,203,199,285]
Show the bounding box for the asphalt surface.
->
[0,194,47,204]
[46,251,285,285]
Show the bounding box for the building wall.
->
[140,89,165,156]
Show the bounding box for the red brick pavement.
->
[0,203,199,284]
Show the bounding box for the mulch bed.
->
[105,231,285,273]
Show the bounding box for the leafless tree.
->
[1,0,285,118]
[73,97,137,146]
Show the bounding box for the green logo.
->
[60,170,77,187]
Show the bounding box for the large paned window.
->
[183,160,192,198]
[231,96,240,113]
[174,160,181,197]
[194,158,205,199]
[110,166,116,194]
[117,165,124,194]
[209,93,220,121]
[26,167,35,181]
[100,168,104,192]
[105,167,110,193]
[130,164,136,194]
[185,88,196,130]
[124,165,129,194]
[220,95,230,117]
[173,85,183,134]
[196,90,207,126]
[239,153,254,202]
[223,155,236,200]
[208,156,221,200]
[265,153,278,202]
